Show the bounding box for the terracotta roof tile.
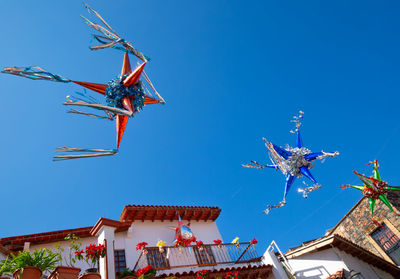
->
[326,269,344,279]
[157,264,272,278]
[119,205,221,222]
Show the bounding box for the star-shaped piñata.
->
[167,216,196,247]
[243,111,339,214]
[71,53,160,149]
[341,160,400,218]
[1,3,165,160]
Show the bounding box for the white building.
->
[283,234,400,279]
[0,205,275,278]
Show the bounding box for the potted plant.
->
[50,234,82,279]
[135,265,156,279]
[118,268,136,279]
[0,257,11,279]
[10,249,60,279]
[75,243,106,279]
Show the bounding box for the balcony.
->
[133,242,262,272]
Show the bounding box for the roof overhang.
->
[90,218,131,236]
[0,227,93,252]
[119,205,221,222]
[285,234,400,277]
[0,204,221,252]
[160,264,272,278]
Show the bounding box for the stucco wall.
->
[114,220,223,270]
[334,248,394,279]
[287,248,394,279]
[26,219,223,275]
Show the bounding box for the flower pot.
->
[78,273,101,279]
[0,277,10,279]
[49,266,81,279]
[13,266,42,279]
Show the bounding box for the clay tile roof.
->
[326,269,344,279]
[0,204,221,252]
[90,218,131,236]
[157,264,272,278]
[0,227,93,252]
[119,205,221,223]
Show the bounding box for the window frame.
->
[114,249,127,273]
[371,223,400,265]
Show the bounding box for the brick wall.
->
[331,193,400,261]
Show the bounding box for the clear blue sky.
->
[1,0,400,255]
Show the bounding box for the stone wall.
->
[388,191,400,211]
[331,193,400,263]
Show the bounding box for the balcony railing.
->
[133,242,261,271]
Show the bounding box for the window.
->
[194,246,216,266]
[146,247,170,269]
[114,250,127,273]
[371,223,400,265]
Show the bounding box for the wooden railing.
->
[133,242,261,271]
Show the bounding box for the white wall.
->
[288,249,346,278]
[114,220,223,270]
[287,248,395,279]
[334,248,395,279]
[26,219,224,276]
[30,236,98,275]
[262,250,289,279]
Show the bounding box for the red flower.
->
[196,269,210,279]
[136,242,148,251]
[74,249,84,256]
[137,265,153,276]
[250,238,258,245]
[213,239,222,245]
[196,241,204,247]
[74,243,106,269]
[224,271,239,279]
[175,236,197,247]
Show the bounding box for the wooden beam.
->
[182,210,187,220]
[131,209,138,222]
[142,209,149,222]
[170,210,177,222]
[161,210,168,222]
[196,210,203,222]
[186,210,194,222]
[152,210,158,222]
[204,210,212,222]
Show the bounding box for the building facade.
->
[284,234,400,279]
[327,194,400,266]
[0,205,273,279]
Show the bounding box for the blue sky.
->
[1,0,400,255]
